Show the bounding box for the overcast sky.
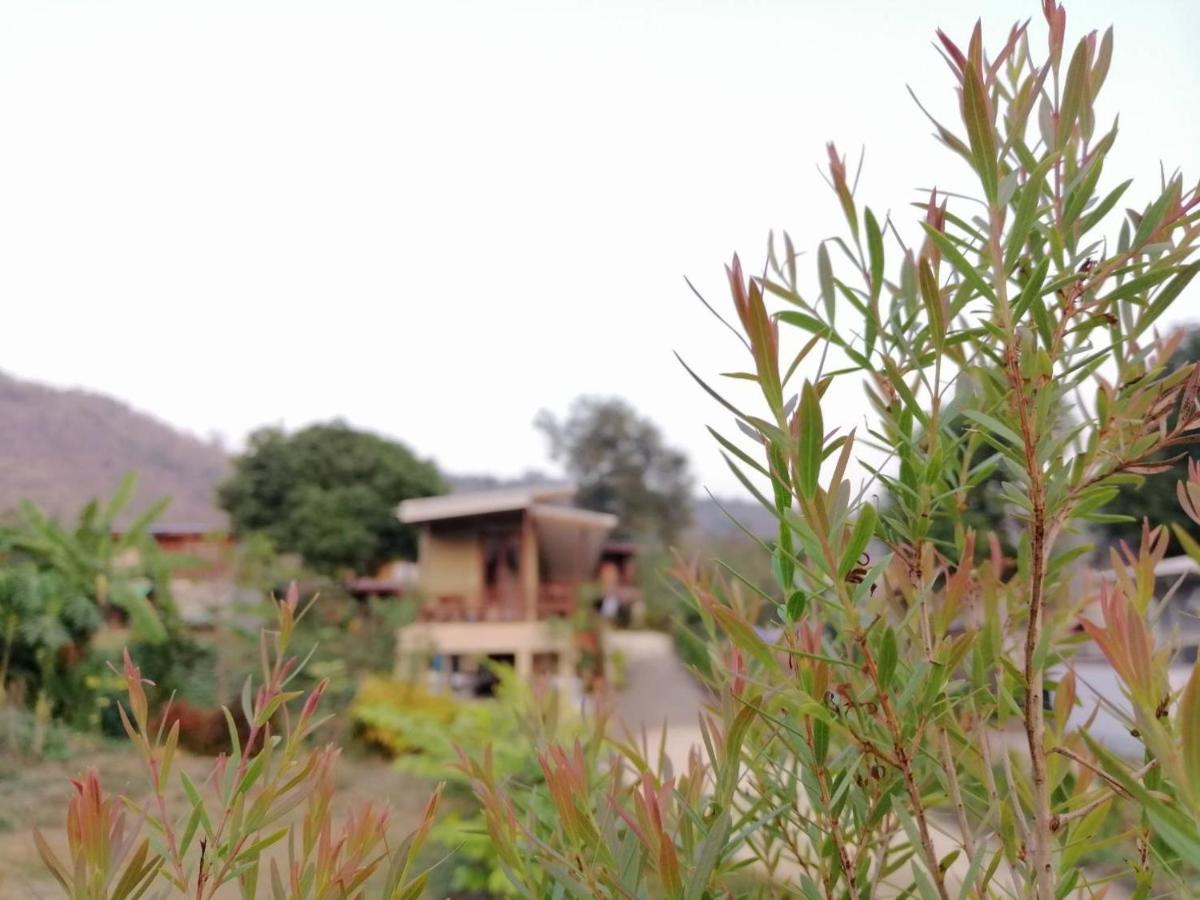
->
[1,0,1197,498]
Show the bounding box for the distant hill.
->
[0,371,229,528]
[0,371,775,538]
[448,471,556,493]
[689,494,775,540]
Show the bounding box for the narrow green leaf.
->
[1062,155,1104,230]
[179,770,213,835]
[684,811,732,900]
[866,208,885,302]
[676,353,755,426]
[812,718,830,764]
[1084,735,1200,861]
[707,427,770,479]
[775,310,829,336]
[1078,177,1131,235]
[1132,180,1179,247]
[918,258,946,347]
[877,626,898,690]
[1058,38,1090,150]
[962,64,998,202]
[1181,658,1200,806]
[839,503,877,578]
[1138,262,1200,336]
[921,224,995,302]
[962,409,1024,449]
[786,591,808,623]
[797,381,824,498]
[1011,258,1049,321]
[1004,155,1055,269]
[817,243,835,322]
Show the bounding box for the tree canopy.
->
[217,421,445,574]
[536,397,693,546]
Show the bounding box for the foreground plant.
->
[35,585,442,899]
[468,3,1200,898]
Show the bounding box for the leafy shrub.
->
[350,675,458,755]
[35,585,444,899]
[74,634,215,737]
[461,5,1200,898]
[0,475,194,738]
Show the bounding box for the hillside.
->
[0,371,774,538]
[688,494,775,540]
[0,371,229,528]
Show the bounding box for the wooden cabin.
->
[395,485,618,693]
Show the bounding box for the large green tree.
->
[217,421,445,574]
[536,397,693,546]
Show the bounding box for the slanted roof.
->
[529,502,618,530]
[532,505,619,581]
[398,484,576,524]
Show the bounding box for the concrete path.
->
[606,629,709,771]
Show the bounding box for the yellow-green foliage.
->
[351,674,458,755]
[351,665,580,896]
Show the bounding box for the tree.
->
[217,421,446,574]
[1098,325,1200,551]
[535,397,693,546]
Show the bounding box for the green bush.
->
[0,475,194,738]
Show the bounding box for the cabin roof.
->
[399,484,580,524]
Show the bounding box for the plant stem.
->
[938,728,977,864]
[1005,337,1055,899]
[1023,521,1054,898]
[806,720,859,899]
[854,631,950,900]
[987,171,1056,896]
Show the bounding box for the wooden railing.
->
[536,582,576,618]
[417,583,583,622]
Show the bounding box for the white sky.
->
[1,0,1197,497]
